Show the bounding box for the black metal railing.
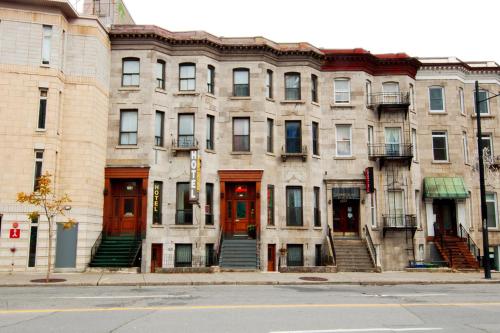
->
[215,227,223,265]
[368,143,413,158]
[363,226,378,268]
[90,230,103,263]
[458,224,481,262]
[367,92,410,107]
[281,145,307,161]
[128,235,142,267]
[327,225,336,265]
[383,214,417,228]
[433,222,452,267]
[172,137,199,152]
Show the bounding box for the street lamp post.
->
[475,80,500,279]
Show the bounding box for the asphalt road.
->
[0,284,499,332]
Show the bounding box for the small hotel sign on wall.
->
[189,150,201,203]
[152,181,162,224]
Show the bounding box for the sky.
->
[115,0,500,63]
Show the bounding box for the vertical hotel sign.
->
[189,150,201,203]
[152,181,162,224]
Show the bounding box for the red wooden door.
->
[151,243,163,273]
[224,183,256,235]
[267,244,276,271]
[333,199,359,235]
[107,180,141,236]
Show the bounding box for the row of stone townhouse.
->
[0,0,499,273]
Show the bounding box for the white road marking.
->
[51,294,192,299]
[270,328,443,333]
[362,294,447,298]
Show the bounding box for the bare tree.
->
[17,172,75,282]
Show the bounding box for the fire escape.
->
[367,90,417,264]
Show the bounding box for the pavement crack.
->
[0,311,56,329]
[107,310,156,333]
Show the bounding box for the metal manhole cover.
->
[30,278,66,283]
[299,277,328,282]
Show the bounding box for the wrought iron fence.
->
[368,92,410,107]
[368,143,413,158]
[383,214,417,228]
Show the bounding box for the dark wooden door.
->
[333,199,359,235]
[267,244,276,272]
[435,199,457,236]
[151,243,163,273]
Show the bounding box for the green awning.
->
[423,177,469,199]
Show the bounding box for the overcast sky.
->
[119,0,499,63]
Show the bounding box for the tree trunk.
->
[46,217,52,282]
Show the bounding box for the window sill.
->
[205,93,216,99]
[266,152,276,157]
[204,225,216,229]
[330,103,354,109]
[413,160,419,164]
[40,64,51,68]
[431,161,451,164]
[35,129,47,133]
[266,97,275,102]
[115,145,139,149]
[229,96,251,100]
[460,113,467,117]
[312,154,321,159]
[155,88,167,94]
[311,101,320,107]
[231,151,252,155]
[175,91,199,96]
[151,224,164,228]
[153,146,167,151]
[280,100,305,104]
[266,226,277,229]
[371,227,381,232]
[205,149,216,154]
[428,111,447,115]
[472,114,494,119]
[334,156,355,160]
[313,227,322,230]
[170,224,197,229]
[118,87,140,91]
[284,226,308,230]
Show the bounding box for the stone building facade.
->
[1,0,499,273]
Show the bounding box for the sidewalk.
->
[0,271,498,287]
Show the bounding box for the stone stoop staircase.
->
[89,236,141,268]
[434,236,480,270]
[334,238,376,272]
[219,238,258,270]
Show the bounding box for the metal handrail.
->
[172,138,199,150]
[215,226,223,265]
[433,222,452,267]
[363,226,378,268]
[367,92,410,107]
[90,230,103,263]
[383,214,417,228]
[368,143,413,158]
[327,225,336,265]
[458,224,481,262]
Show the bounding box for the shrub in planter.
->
[247,224,256,238]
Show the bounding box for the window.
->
[382,82,400,103]
[429,86,445,112]
[152,181,163,225]
[266,70,273,99]
[366,80,372,104]
[312,121,319,156]
[486,193,498,229]
[481,134,493,156]
[285,72,301,100]
[175,244,192,267]
[28,223,38,267]
[368,125,374,156]
[206,115,214,150]
[205,244,215,267]
[286,186,303,226]
[314,186,321,227]
[267,185,274,226]
[432,131,448,161]
[233,118,250,151]
[409,84,415,108]
[463,132,469,164]
[233,68,250,96]
[122,58,140,86]
[179,63,196,91]
[155,111,164,146]
[205,183,214,225]
[387,190,405,226]
[287,244,303,266]
[370,192,377,227]
[334,78,350,103]
[475,90,490,115]
[156,60,165,89]
[38,89,48,129]
[311,74,318,103]
[412,128,418,161]
[459,87,465,115]
[336,124,352,156]
[285,121,301,154]
[207,65,215,94]
[267,118,273,153]
[176,183,193,224]
[385,127,401,156]
[33,150,44,191]
[41,25,52,65]
[178,114,195,148]
[119,110,138,145]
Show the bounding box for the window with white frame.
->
[462,131,469,164]
[41,25,52,65]
[178,114,195,148]
[368,125,374,156]
[233,68,250,97]
[336,124,352,156]
[334,78,350,103]
[119,110,138,145]
[179,63,196,91]
[122,58,140,86]
[429,86,445,112]
[432,131,448,161]
[382,82,400,103]
[33,150,44,191]
[387,190,405,226]
[38,89,48,129]
[409,84,415,109]
[366,80,372,105]
[459,87,465,115]
[481,134,493,157]
[370,191,377,227]
[486,193,498,229]
[475,90,490,115]
[412,128,418,161]
[285,72,301,100]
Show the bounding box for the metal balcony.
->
[171,137,199,156]
[382,214,417,237]
[367,92,410,119]
[281,145,308,162]
[368,143,413,169]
